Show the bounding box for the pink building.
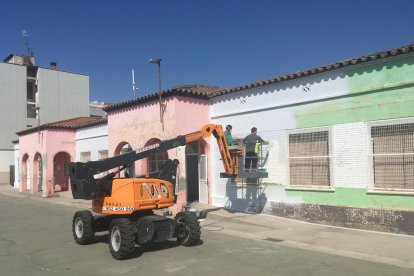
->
[16,117,106,197]
[104,85,222,211]
[15,84,222,213]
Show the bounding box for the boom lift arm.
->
[69,124,236,200]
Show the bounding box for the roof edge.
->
[213,43,414,96]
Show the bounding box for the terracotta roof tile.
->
[16,117,107,136]
[104,84,225,112]
[214,43,414,96]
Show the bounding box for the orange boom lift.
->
[69,124,239,259]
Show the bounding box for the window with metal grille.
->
[148,151,168,174]
[289,130,330,187]
[371,123,414,191]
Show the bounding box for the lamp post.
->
[148,58,165,128]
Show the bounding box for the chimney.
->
[50,61,57,70]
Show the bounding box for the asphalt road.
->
[0,193,412,276]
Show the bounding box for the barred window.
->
[146,139,168,174]
[289,131,330,187]
[148,151,168,174]
[371,123,414,190]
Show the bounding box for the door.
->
[186,154,199,202]
[198,155,208,204]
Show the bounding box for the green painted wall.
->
[347,55,414,93]
[294,55,414,128]
[286,187,414,210]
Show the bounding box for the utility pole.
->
[149,58,166,130]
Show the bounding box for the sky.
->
[1,0,414,104]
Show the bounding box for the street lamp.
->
[148,58,165,128]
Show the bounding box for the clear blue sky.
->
[1,0,413,103]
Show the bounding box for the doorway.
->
[186,154,199,202]
[53,152,70,191]
[185,140,207,203]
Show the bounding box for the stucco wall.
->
[18,129,75,196]
[210,54,414,212]
[107,96,210,207]
[76,124,108,162]
[108,98,177,177]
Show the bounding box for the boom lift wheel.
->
[109,218,136,260]
[175,211,201,246]
[72,210,95,245]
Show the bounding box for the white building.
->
[76,121,109,167]
[209,43,414,234]
[0,55,90,184]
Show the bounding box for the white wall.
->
[207,62,404,206]
[209,120,375,206]
[75,124,108,162]
[210,70,348,127]
[209,70,349,205]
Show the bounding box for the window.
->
[148,151,168,174]
[98,150,108,160]
[27,81,35,101]
[27,103,37,119]
[80,152,91,163]
[289,130,330,187]
[371,122,414,191]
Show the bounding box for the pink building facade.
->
[15,85,221,212]
[16,118,105,197]
[105,86,220,212]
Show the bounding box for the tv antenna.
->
[21,29,33,57]
[131,69,139,99]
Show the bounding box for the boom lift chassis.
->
[69,124,236,259]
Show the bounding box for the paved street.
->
[0,193,412,275]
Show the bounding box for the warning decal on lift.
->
[153,184,161,199]
[143,183,153,199]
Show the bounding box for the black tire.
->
[72,210,95,245]
[175,211,201,246]
[109,218,136,260]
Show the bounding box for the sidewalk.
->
[1,184,414,268]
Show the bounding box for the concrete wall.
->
[0,63,89,184]
[37,68,89,123]
[0,63,27,183]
